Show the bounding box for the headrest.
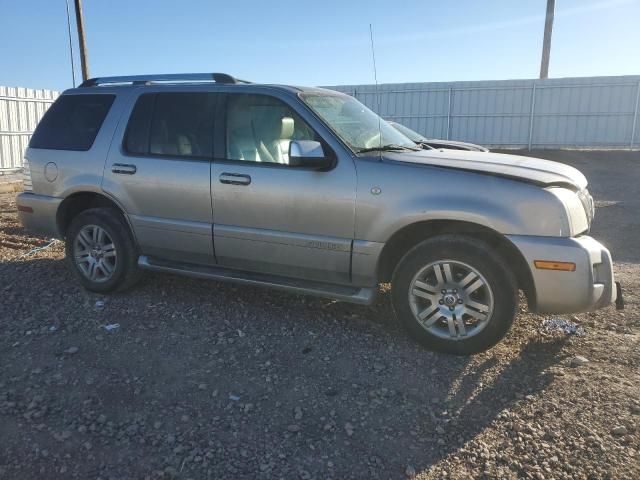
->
[280,117,294,139]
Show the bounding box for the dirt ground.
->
[0,150,638,479]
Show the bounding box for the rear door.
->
[103,89,216,265]
[210,91,357,284]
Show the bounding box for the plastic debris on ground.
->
[102,323,120,332]
[229,394,241,401]
[95,300,105,310]
[541,318,585,336]
[20,239,59,258]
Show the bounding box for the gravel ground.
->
[0,150,638,479]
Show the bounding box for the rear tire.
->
[65,208,141,293]
[391,234,518,355]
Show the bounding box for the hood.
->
[383,149,587,190]
[423,139,489,152]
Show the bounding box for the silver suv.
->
[17,73,619,354]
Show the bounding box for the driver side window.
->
[226,94,317,165]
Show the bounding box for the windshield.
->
[300,93,417,152]
[388,121,428,143]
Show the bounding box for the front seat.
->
[254,116,295,164]
[272,117,294,164]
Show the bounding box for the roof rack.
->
[79,73,251,87]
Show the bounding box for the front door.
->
[103,90,216,265]
[211,92,356,284]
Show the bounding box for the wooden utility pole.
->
[539,0,555,79]
[73,0,90,81]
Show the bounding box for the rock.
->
[611,426,628,436]
[294,407,303,420]
[570,355,589,367]
[345,422,354,436]
[435,426,445,435]
[64,346,79,355]
[164,466,178,478]
[405,465,416,477]
[287,424,301,433]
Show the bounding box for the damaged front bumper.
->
[507,234,619,314]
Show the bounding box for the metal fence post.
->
[630,80,640,150]
[527,83,537,151]
[446,87,452,140]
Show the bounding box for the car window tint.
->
[148,93,215,158]
[226,94,317,164]
[29,94,115,151]
[124,94,154,155]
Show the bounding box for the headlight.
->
[545,187,590,236]
[577,188,595,224]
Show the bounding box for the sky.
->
[1,0,639,91]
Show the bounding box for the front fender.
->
[354,159,570,242]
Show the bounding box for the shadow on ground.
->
[0,252,570,478]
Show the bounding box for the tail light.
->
[23,158,33,192]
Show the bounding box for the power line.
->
[64,0,76,87]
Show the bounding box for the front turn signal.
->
[534,260,576,272]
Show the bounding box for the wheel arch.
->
[377,220,536,308]
[56,192,134,241]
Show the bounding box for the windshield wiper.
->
[357,144,420,154]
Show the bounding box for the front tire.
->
[65,208,141,293]
[391,235,518,355]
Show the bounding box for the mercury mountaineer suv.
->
[17,73,620,354]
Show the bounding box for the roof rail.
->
[79,73,251,87]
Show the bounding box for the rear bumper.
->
[16,192,62,239]
[507,234,616,314]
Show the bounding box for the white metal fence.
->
[326,75,640,150]
[0,86,59,172]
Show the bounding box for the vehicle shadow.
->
[0,256,570,479]
[412,337,568,474]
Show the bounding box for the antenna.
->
[369,24,382,156]
[64,0,76,87]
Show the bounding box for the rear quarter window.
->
[29,94,115,151]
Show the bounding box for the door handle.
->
[111,163,137,175]
[219,173,251,186]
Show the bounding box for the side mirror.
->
[288,140,333,169]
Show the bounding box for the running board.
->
[138,256,376,305]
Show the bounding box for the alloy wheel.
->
[73,224,117,283]
[408,260,494,340]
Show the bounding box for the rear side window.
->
[124,94,154,155]
[29,94,114,151]
[124,92,216,158]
